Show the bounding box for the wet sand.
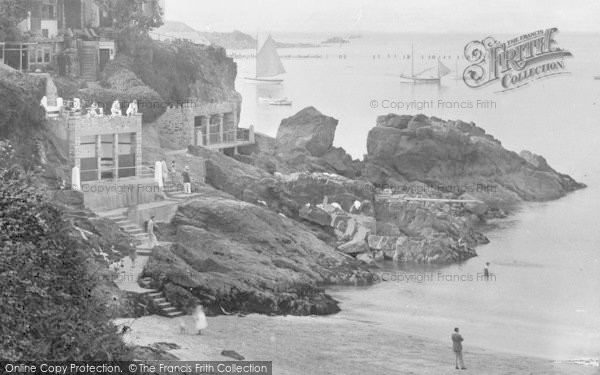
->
[115,314,598,375]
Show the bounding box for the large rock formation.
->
[276,106,338,157]
[196,145,484,264]
[364,114,585,207]
[238,107,362,178]
[142,195,375,316]
[191,145,374,220]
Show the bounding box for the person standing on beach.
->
[452,327,467,370]
[484,262,490,280]
[195,305,208,335]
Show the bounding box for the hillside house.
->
[4,0,164,80]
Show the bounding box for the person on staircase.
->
[147,216,158,247]
[182,166,191,194]
[129,246,137,268]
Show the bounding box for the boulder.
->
[459,193,488,216]
[276,107,338,157]
[337,224,370,254]
[131,346,179,361]
[299,205,332,227]
[367,235,397,252]
[356,252,374,265]
[376,114,411,129]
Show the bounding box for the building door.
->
[100,134,114,180]
[98,49,110,72]
[21,50,28,71]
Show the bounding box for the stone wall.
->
[149,105,190,149]
[126,200,180,230]
[149,101,238,149]
[81,178,162,211]
[68,114,142,137]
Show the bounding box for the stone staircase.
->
[97,210,185,318]
[104,212,151,247]
[80,45,98,82]
[142,283,185,318]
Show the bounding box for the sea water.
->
[232,32,600,360]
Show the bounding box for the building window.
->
[42,5,56,20]
[43,47,51,63]
[29,47,52,64]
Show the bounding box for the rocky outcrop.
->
[372,194,486,263]
[276,107,337,157]
[191,145,374,219]
[365,114,585,206]
[299,205,332,227]
[238,108,362,178]
[142,196,375,316]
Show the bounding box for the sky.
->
[164,0,600,34]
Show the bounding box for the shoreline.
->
[115,314,598,375]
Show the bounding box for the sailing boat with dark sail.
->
[400,44,451,84]
[245,34,286,83]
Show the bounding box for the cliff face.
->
[138,40,239,104]
[142,187,374,316]
[364,114,585,206]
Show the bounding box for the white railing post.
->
[249,125,255,143]
[218,114,224,143]
[71,166,80,191]
[154,161,163,189]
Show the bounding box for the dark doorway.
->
[21,50,28,71]
[99,49,110,72]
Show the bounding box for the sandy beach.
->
[115,314,598,375]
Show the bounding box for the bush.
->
[132,40,201,104]
[53,76,87,99]
[0,72,45,137]
[164,283,200,314]
[0,142,131,360]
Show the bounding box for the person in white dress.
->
[195,305,208,335]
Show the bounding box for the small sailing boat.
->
[258,96,292,106]
[245,34,286,84]
[400,44,451,84]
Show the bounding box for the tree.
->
[95,0,163,32]
[0,0,32,41]
[94,0,163,55]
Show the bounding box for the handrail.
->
[79,166,145,173]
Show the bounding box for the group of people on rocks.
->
[158,160,193,194]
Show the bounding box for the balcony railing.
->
[196,126,255,149]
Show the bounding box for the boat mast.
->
[255,28,259,78]
[411,43,414,78]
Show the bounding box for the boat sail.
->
[400,44,451,84]
[245,34,286,83]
